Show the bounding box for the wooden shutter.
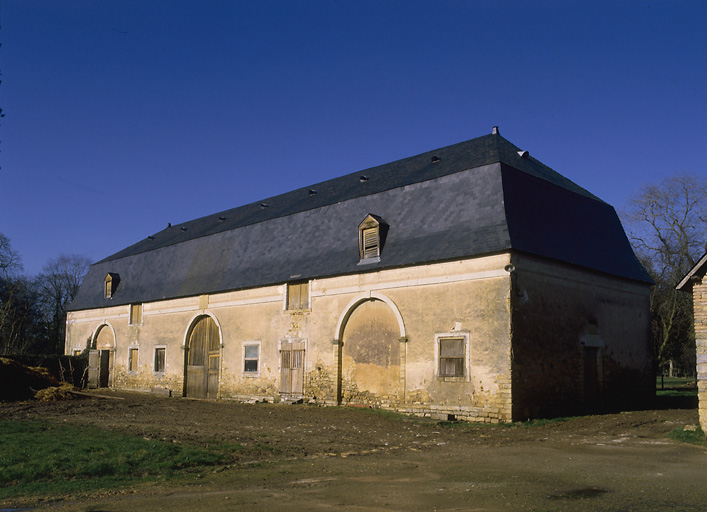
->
[362,227,379,258]
[129,348,138,372]
[287,282,309,310]
[439,338,464,377]
[154,348,166,372]
[130,304,142,325]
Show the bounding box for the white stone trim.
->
[334,291,406,342]
[313,269,506,299]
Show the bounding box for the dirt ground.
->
[2,390,707,511]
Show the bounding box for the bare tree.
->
[0,233,22,278]
[35,254,92,354]
[0,234,39,354]
[623,173,707,374]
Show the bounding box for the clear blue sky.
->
[2,0,705,276]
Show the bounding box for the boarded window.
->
[154,347,166,373]
[129,304,142,325]
[287,281,309,310]
[129,348,139,372]
[244,344,259,373]
[438,338,465,377]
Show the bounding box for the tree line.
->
[1,173,705,374]
[0,234,90,356]
[622,173,707,377]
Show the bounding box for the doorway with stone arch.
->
[184,315,221,399]
[336,294,406,407]
[88,324,115,388]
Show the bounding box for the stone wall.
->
[66,254,515,422]
[66,252,650,423]
[510,254,652,420]
[693,280,707,432]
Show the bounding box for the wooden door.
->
[583,347,600,411]
[87,350,99,389]
[280,341,305,396]
[185,316,220,399]
[99,350,110,387]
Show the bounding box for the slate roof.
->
[676,252,707,291]
[68,130,652,311]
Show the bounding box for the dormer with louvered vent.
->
[358,214,387,264]
[104,273,120,299]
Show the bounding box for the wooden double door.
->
[185,316,220,399]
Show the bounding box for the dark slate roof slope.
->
[68,131,650,312]
[501,165,652,284]
[99,131,600,263]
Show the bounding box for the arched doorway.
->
[88,324,114,388]
[338,298,402,406]
[184,315,221,399]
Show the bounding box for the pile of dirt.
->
[33,384,77,402]
[0,357,65,401]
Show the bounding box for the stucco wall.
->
[509,254,653,420]
[67,254,514,422]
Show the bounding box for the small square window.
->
[287,282,309,310]
[129,348,139,372]
[244,343,260,374]
[129,304,143,325]
[154,347,166,373]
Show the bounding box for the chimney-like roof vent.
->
[492,126,499,135]
[359,175,369,183]
[518,150,529,158]
[309,189,317,196]
[431,155,440,163]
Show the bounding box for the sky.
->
[1,0,705,277]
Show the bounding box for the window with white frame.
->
[243,341,261,376]
[435,332,470,380]
[154,346,166,373]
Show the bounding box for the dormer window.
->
[104,273,120,299]
[358,214,387,264]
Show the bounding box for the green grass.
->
[656,376,698,398]
[667,425,707,446]
[0,420,233,500]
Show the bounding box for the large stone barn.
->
[676,252,707,431]
[66,128,653,422]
